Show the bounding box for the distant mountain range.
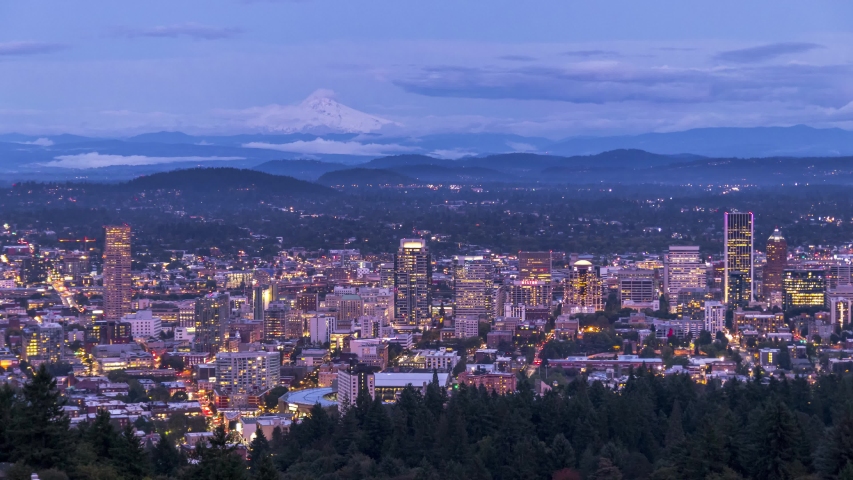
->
[2,124,853,186]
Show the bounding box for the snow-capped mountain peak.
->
[239,89,394,134]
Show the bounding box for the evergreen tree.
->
[252,452,281,480]
[110,423,150,480]
[248,426,270,471]
[0,384,15,462]
[592,457,623,480]
[664,399,685,449]
[188,425,248,480]
[85,410,118,460]
[746,400,801,480]
[817,404,853,477]
[8,364,74,471]
[549,433,576,471]
[151,432,184,477]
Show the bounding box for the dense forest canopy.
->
[4,365,853,479]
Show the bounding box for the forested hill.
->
[124,167,332,195]
[6,365,853,479]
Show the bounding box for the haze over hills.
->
[2,124,853,186]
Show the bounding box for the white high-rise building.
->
[121,310,163,339]
[454,315,479,339]
[337,364,375,413]
[664,246,707,312]
[309,313,337,345]
[704,301,726,334]
[215,351,280,393]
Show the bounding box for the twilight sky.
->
[2,0,852,138]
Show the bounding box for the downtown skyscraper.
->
[103,225,132,319]
[394,239,432,327]
[663,246,706,312]
[724,211,754,307]
[763,227,787,299]
[453,256,495,321]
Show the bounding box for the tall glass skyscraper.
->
[103,225,132,320]
[394,239,432,327]
[724,211,754,306]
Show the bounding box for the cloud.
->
[392,61,852,106]
[498,55,537,62]
[715,42,824,63]
[45,152,243,169]
[243,138,417,156]
[115,23,243,40]
[0,41,66,56]
[506,141,536,152]
[430,149,476,160]
[561,49,621,58]
[19,138,54,146]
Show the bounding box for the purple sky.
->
[1,0,852,137]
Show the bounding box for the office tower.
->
[324,293,365,322]
[676,289,707,320]
[763,228,787,298]
[724,211,754,307]
[379,262,395,289]
[704,301,726,334]
[783,269,827,310]
[61,251,89,283]
[664,246,706,312]
[828,288,853,328]
[296,292,319,313]
[178,300,196,327]
[284,311,306,340]
[519,251,552,281]
[394,239,432,327]
[617,269,657,304]
[251,284,274,321]
[263,301,290,341]
[87,319,132,345]
[103,225,132,319]
[215,351,280,393]
[194,292,230,354]
[121,310,163,339]
[829,264,853,290]
[23,323,63,363]
[455,315,479,339]
[453,256,495,320]
[564,260,603,314]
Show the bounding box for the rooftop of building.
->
[281,387,336,408]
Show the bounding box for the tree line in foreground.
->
[2,365,853,479]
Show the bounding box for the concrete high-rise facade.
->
[763,228,787,298]
[194,292,230,354]
[664,246,706,312]
[394,239,432,327]
[103,225,132,319]
[724,211,754,307]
